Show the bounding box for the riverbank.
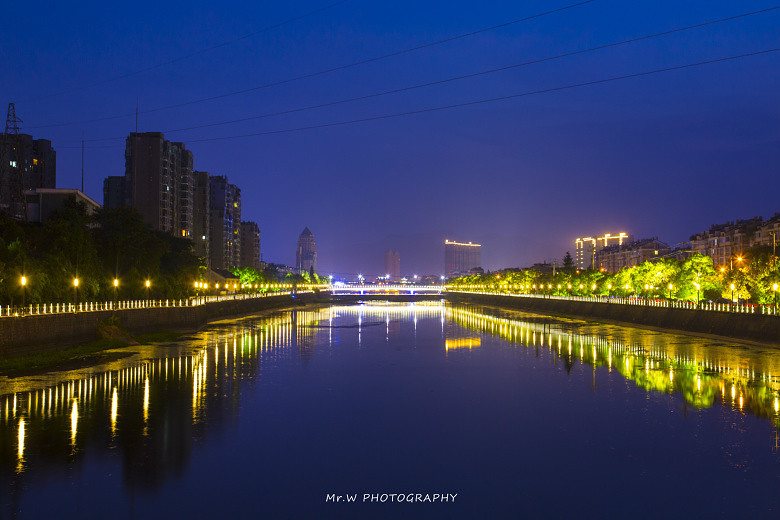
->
[445,291,780,345]
[0,292,318,361]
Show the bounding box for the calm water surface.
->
[2,301,780,519]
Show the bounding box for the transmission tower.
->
[0,103,25,219]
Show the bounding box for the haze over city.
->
[3,0,778,276]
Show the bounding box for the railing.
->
[447,289,780,317]
[0,290,312,318]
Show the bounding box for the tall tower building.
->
[124,132,194,237]
[208,176,241,269]
[296,227,317,275]
[240,221,261,269]
[384,249,400,281]
[444,239,481,277]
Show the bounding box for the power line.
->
[20,0,352,104]
[57,47,778,149]
[26,0,595,130]
[74,5,780,143]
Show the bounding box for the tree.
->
[562,251,574,271]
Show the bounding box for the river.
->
[2,301,780,518]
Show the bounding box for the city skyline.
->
[2,0,778,275]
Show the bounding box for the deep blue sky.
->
[2,0,778,278]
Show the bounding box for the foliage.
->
[0,203,203,304]
[449,253,740,303]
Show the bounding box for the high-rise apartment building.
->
[1,133,56,218]
[296,228,317,275]
[103,176,127,210]
[575,232,631,269]
[444,240,481,277]
[384,249,400,281]
[240,221,261,270]
[124,132,194,237]
[208,176,241,269]
[192,171,211,263]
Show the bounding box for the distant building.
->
[383,249,401,281]
[103,176,127,210]
[240,221,261,269]
[444,239,481,277]
[209,176,241,270]
[529,262,556,275]
[296,227,317,274]
[594,237,670,273]
[192,171,211,264]
[25,188,101,223]
[205,268,240,293]
[690,214,780,268]
[1,133,56,219]
[575,232,632,270]
[124,132,194,237]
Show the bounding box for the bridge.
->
[327,284,444,295]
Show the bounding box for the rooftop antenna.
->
[3,103,25,220]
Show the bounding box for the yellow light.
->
[114,278,119,287]
[17,417,25,465]
[730,284,735,290]
[70,400,78,444]
[73,278,79,287]
[774,284,778,291]
[145,280,151,288]
[668,283,673,290]
[195,281,199,288]
[111,387,118,434]
[20,276,26,286]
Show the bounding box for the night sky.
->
[2,0,778,278]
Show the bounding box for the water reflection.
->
[2,301,780,514]
[446,305,780,434]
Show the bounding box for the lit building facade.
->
[444,240,481,277]
[575,232,631,269]
[594,237,670,272]
[384,249,401,281]
[209,176,241,270]
[296,227,317,275]
[690,214,780,268]
[1,133,56,219]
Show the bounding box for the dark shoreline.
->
[0,293,320,362]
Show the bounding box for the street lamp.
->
[74,277,79,306]
[693,282,700,306]
[20,275,27,308]
[113,278,119,305]
[773,283,778,309]
[668,283,673,301]
[730,283,735,303]
[145,279,151,300]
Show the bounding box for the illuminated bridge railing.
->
[446,289,780,317]
[0,290,314,318]
[327,285,444,294]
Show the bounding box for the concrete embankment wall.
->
[445,292,780,344]
[0,293,316,359]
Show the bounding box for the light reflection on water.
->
[1,301,780,516]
